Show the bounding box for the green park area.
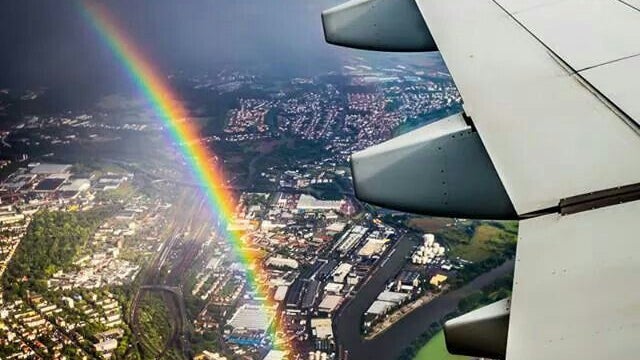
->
[2,208,116,298]
[406,218,518,264]
[449,222,517,262]
[414,331,467,360]
[137,292,175,359]
[437,220,518,263]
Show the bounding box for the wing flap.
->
[581,55,640,126]
[507,200,640,359]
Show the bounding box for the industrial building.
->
[296,194,344,212]
[274,286,288,302]
[365,290,409,323]
[318,295,342,314]
[323,282,343,294]
[60,178,91,195]
[33,176,67,192]
[365,300,394,318]
[28,163,71,175]
[331,263,353,284]
[429,274,448,288]
[357,235,388,258]
[334,225,367,256]
[226,304,274,346]
[377,291,409,304]
[395,271,421,293]
[310,318,333,339]
[266,256,299,269]
[227,304,273,332]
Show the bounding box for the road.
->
[334,241,515,360]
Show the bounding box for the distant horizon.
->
[1,0,447,110]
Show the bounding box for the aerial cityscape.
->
[0,2,518,360]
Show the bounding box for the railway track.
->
[129,190,210,359]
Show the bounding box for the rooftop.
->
[227,304,273,332]
[34,177,66,191]
[318,295,342,313]
[377,291,408,305]
[310,318,333,339]
[29,163,71,174]
[263,350,287,360]
[429,274,448,287]
[366,300,395,315]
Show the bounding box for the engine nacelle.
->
[322,0,437,52]
[444,298,511,359]
[351,114,517,219]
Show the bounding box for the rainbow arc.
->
[80,1,289,354]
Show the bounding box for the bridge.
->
[139,284,182,296]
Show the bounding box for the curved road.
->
[334,240,514,360]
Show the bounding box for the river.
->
[333,237,515,360]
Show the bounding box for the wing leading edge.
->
[321,0,640,358]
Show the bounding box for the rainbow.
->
[79,1,289,355]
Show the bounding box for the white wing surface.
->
[414,0,640,215]
[321,0,640,358]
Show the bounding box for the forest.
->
[2,207,116,298]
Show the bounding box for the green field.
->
[450,223,502,262]
[444,221,518,262]
[138,293,173,358]
[413,331,467,360]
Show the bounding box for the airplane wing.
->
[321,0,640,359]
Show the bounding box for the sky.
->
[0,0,445,101]
[0,1,347,90]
